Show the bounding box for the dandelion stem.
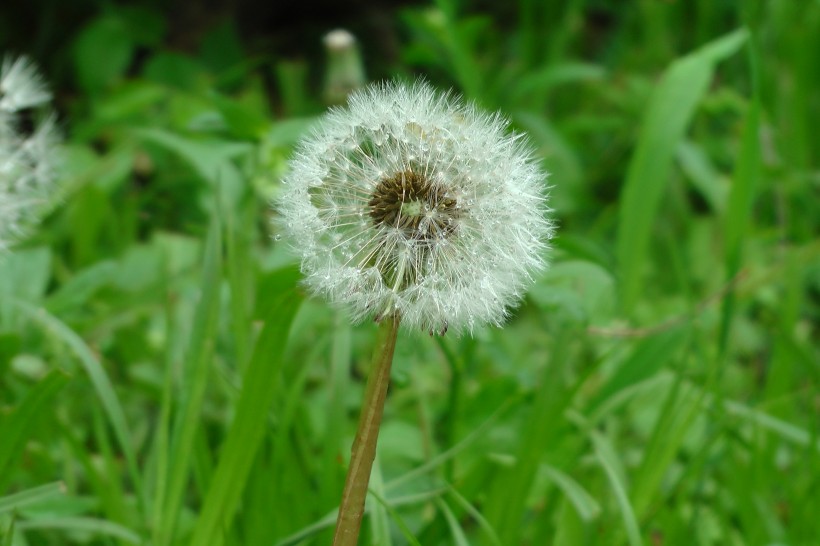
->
[333,313,401,546]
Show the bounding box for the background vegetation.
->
[1,0,818,545]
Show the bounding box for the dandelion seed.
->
[0,55,60,252]
[277,81,553,335]
[0,56,50,112]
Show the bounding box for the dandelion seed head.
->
[0,56,60,252]
[0,56,51,113]
[277,81,553,335]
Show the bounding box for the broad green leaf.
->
[210,92,268,140]
[73,16,134,92]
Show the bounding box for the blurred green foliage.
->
[1,0,819,545]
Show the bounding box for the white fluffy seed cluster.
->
[0,56,60,251]
[277,81,553,335]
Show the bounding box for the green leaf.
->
[510,62,606,103]
[17,517,141,544]
[368,488,422,546]
[0,482,65,515]
[136,128,251,207]
[591,431,643,546]
[188,272,301,546]
[210,92,268,140]
[13,304,142,503]
[0,248,51,305]
[45,261,118,314]
[530,260,616,323]
[719,34,763,354]
[265,118,317,149]
[156,217,222,546]
[542,464,601,522]
[677,141,729,213]
[143,52,207,91]
[0,333,21,376]
[73,16,134,92]
[587,326,688,417]
[0,371,69,487]
[368,459,393,546]
[723,400,820,453]
[630,378,702,518]
[437,497,470,546]
[617,29,748,314]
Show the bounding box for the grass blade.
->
[590,430,642,546]
[617,29,748,313]
[445,485,502,546]
[436,497,470,546]
[0,482,65,515]
[187,273,301,546]
[542,464,601,522]
[12,304,143,504]
[368,489,423,546]
[0,371,68,486]
[156,216,222,545]
[17,517,141,544]
[368,457,393,546]
[718,31,763,355]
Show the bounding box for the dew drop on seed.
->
[322,147,336,161]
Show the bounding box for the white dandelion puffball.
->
[0,55,60,251]
[277,81,553,335]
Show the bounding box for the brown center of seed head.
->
[368,170,458,242]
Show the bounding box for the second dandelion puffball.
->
[0,56,60,252]
[277,81,553,335]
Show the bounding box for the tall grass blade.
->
[0,482,65,515]
[591,430,643,546]
[617,29,747,314]
[0,371,68,488]
[188,276,301,546]
[157,216,222,545]
[11,306,142,502]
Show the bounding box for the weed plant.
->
[0,1,818,545]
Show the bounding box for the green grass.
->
[1,1,819,545]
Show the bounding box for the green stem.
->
[332,314,401,546]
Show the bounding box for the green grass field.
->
[1,1,818,545]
